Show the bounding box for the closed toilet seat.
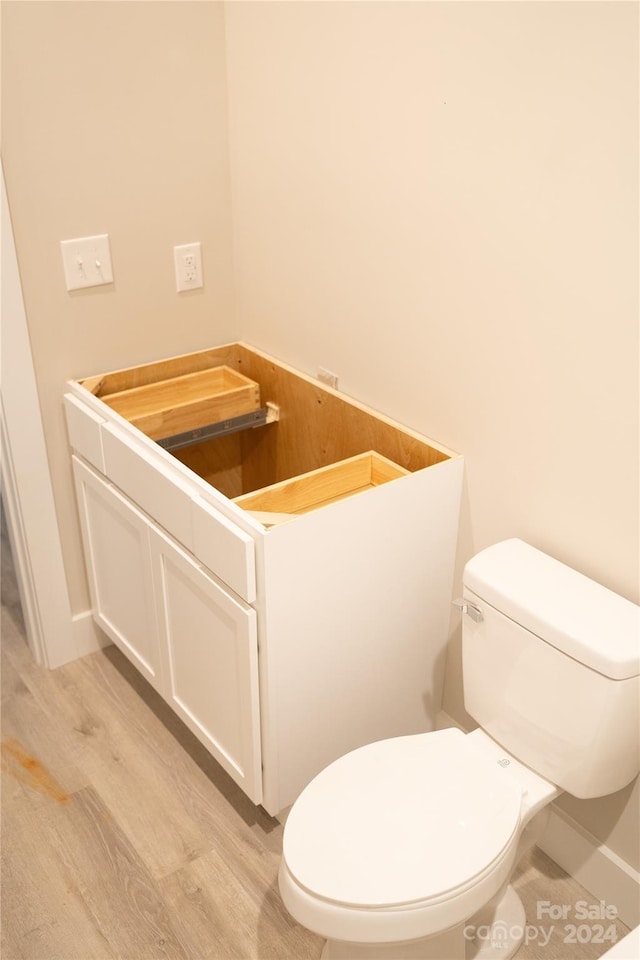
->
[280,728,524,944]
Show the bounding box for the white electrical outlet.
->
[60,234,113,290]
[174,242,203,292]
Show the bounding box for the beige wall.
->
[3,0,639,874]
[224,1,639,869]
[2,0,235,612]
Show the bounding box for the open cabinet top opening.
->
[75,341,458,526]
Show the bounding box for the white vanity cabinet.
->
[65,342,463,815]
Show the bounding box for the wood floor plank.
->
[1,781,117,960]
[3,636,213,879]
[64,648,246,878]
[159,848,322,960]
[0,640,27,703]
[44,786,192,960]
[94,646,289,861]
[1,689,90,798]
[97,644,286,852]
[64,643,288,878]
[1,606,30,703]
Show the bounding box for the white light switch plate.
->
[61,234,113,290]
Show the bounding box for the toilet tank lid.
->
[463,539,640,681]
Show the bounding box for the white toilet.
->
[278,539,640,960]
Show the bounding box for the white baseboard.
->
[538,805,640,929]
[46,609,111,669]
[436,711,640,928]
[73,610,112,659]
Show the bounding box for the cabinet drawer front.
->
[64,394,106,472]
[101,422,193,546]
[191,496,256,603]
[151,528,262,804]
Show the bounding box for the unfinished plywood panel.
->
[96,367,260,442]
[173,434,245,501]
[225,344,451,492]
[234,452,408,521]
[73,342,456,504]
[79,346,238,398]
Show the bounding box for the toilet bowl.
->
[279,727,558,960]
[278,540,640,960]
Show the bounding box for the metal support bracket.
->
[157,402,280,452]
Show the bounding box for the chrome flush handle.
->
[452,598,484,623]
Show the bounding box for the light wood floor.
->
[1,534,630,959]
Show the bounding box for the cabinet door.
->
[72,456,162,691]
[150,527,262,804]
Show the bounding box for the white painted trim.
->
[436,711,640,928]
[1,166,74,669]
[1,407,46,663]
[600,926,640,959]
[71,610,112,663]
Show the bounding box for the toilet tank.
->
[461,539,640,799]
